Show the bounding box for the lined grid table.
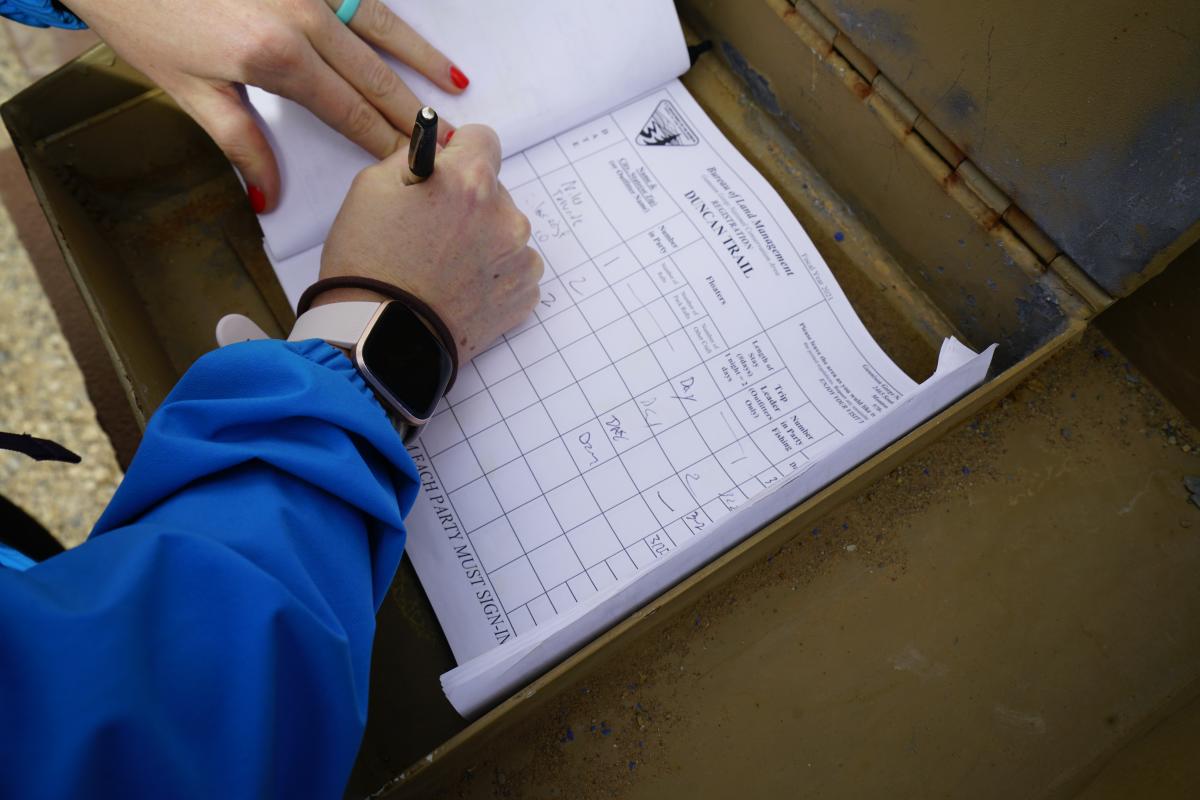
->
[415,106,864,638]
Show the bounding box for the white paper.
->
[439,338,994,717]
[250,1,995,718]
[390,81,995,715]
[247,0,689,263]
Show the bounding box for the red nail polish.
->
[445,129,455,143]
[449,65,469,90]
[247,184,266,214]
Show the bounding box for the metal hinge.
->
[777,0,1113,313]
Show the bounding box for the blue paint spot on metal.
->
[832,5,916,55]
[962,466,971,475]
[718,41,783,117]
[943,87,979,121]
[997,98,1200,294]
[834,230,845,242]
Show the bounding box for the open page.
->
[396,80,994,714]
[246,0,688,262]
[441,338,992,718]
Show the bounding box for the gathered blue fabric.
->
[0,339,418,798]
[0,0,85,29]
[0,541,35,571]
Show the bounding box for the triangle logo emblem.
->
[636,100,699,147]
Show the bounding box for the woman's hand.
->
[316,125,542,363]
[68,0,468,213]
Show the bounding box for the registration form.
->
[245,0,994,717]
[400,83,994,714]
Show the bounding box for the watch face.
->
[360,302,452,423]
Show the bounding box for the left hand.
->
[68,0,469,213]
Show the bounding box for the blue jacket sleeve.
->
[0,1,85,29]
[0,339,418,799]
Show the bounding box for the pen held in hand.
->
[408,106,439,183]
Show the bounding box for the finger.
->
[519,247,545,287]
[369,124,500,193]
[177,81,280,213]
[503,253,544,324]
[278,44,403,160]
[307,12,425,134]
[323,0,468,94]
[440,124,503,175]
[493,246,544,295]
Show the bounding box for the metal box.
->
[4,1,1197,796]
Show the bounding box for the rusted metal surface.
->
[3,48,292,422]
[680,0,1093,370]
[807,0,1200,297]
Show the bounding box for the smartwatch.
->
[287,300,454,431]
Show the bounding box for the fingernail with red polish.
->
[445,129,455,143]
[247,184,266,214]
[450,65,469,90]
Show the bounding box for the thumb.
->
[365,132,420,186]
[177,81,281,213]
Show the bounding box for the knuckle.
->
[363,57,397,98]
[204,106,248,144]
[452,157,497,204]
[520,287,539,317]
[291,3,325,35]
[349,165,375,191]
[511,211,532,246]
[476,126,502,158]
[245,27,305,76]
[526,250,546,283]
[520,251,549,286]
[463,156,497,189]
[343,100,377,139]
[365,0,397,38]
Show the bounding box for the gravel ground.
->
[0,25,122,548]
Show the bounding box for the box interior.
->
[0,6,1107,793]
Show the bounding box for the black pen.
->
[408,106,439,182]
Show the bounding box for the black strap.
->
[0,432,80,463]
[297,276,459,392]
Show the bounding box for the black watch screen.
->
[360,302,453,423]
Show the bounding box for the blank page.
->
[246,0,689,261]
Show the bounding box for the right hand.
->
[69,0,468,213]
[316,125,543,363]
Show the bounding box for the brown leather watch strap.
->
[297,276,459,392]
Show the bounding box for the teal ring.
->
[335,0,362,24]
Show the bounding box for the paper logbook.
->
[404,83,994,715]
[245,0,994,718]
